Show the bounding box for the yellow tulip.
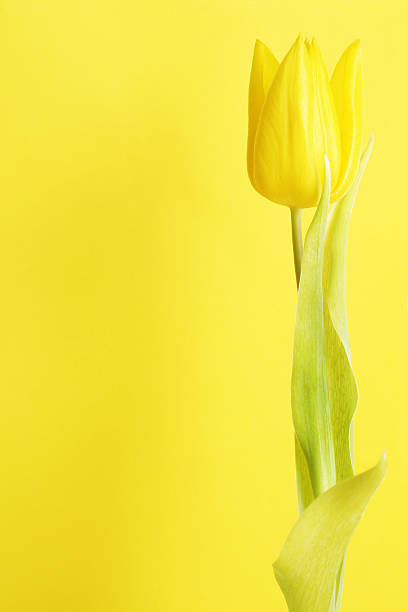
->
[247,35,362,208]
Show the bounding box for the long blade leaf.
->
[323,135,374,482]
[291,157,335,499]
[273,454,387,612]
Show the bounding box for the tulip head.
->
[247,35,362,208]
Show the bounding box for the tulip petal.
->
[247,40,279,186]
[307,39,342,188]
[330,40,363,201]
[253,35,321,208]
[273,453,387,612]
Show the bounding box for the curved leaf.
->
[291,157,336,499]
[274,454,387,612]
[322,135,375,609]
[294,434,314,513]
[323,135,374,482]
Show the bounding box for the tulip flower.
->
[246,36,387,612]
[247,35,362,209]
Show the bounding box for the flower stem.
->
[290,208,303,288]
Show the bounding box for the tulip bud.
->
[247,35,362,208]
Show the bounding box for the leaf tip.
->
[378,450,388,472]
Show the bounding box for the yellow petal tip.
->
[347,38,362,58]
[294,33,305,46]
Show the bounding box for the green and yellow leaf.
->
[282,138,385,611]
[274,454,387,612]
[323,135,374,483]
[291,157,336,501]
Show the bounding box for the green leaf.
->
[294,434,314,513]
[324,135,374,483]
[322,137,375,610]
[286,138,380,611]
[273,453,387,612]
[294,138,374,513]
[291,157,336,499]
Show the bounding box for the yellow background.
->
[0,1,406,610]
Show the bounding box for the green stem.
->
[290,208,303,288]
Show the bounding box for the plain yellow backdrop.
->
[0,0,406,610]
